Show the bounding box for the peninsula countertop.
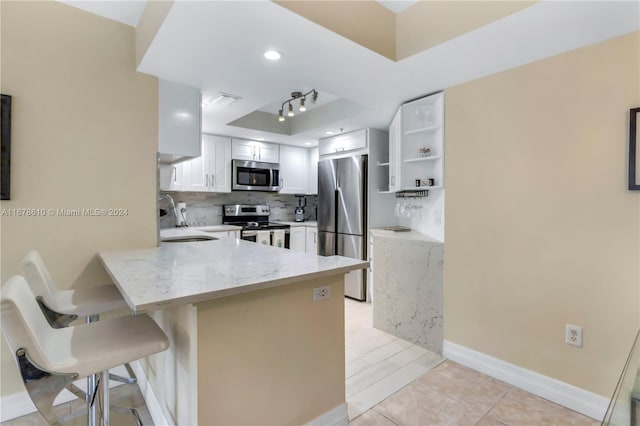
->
[99,238,367,313]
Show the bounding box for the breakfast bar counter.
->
[99,237,365,313]
[98,239,365,425]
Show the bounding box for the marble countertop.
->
[369,228,444,244]
[99,238,367,313]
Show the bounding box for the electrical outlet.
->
[565,324,583,347]
[313,286,331,302]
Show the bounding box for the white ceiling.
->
[377,0,419,14]
[59,1,639,147]
[59,0,146,27]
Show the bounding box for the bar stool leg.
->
[102,370,110,426]
[86,315,99,426]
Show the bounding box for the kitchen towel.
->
[272,230,285,248]
[257,230,270,245]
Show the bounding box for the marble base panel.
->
[371,231,444,354]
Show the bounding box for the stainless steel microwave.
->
[232,159,281,192]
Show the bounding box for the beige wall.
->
[0,1,158,397]
[197,275,345,425]
[396,1,536,60]
[274,0,396,60]
[444,32,640,397]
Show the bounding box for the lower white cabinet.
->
[206,230,239,239]
[305,227,318,255]
[289,226,306,252]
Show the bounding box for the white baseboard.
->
[443,340,609,421]
[0,365,128,422]
[129,360,170,426]
[307,402,349,426]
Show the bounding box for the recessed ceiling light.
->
[264,50,281,61]
[305,142,312,146]
[257,137,265,141]
[325,130,334,135]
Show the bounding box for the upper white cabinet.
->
[209,135,232,192]
[387,108,402,193]
[387,92,444,192]
[307,147,319,195]
[318,129,367,156]
[231,140,279,163]
[399,92,444,191]
[158,80,202,164]
[160,161,187,191]
[279,145,309,194]
[168,134,231,193]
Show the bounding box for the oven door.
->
[232,160,281,192]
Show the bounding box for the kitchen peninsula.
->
[99,237,366,425]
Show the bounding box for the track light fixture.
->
[277,89,318,122]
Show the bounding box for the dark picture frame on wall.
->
[629,107,640,190]
[1,94,11,200]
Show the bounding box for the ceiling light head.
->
[264,50,281,61]
[257,137,265,141]
[304,142,312,146]
[277,89,317,121]
[325,130,335,135]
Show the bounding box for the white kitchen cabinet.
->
[279,145,309,194]
[231,139,279,163]
[206,229,239,239]
[305,227,318,254]
[208,135,232,192]
[318,129,367,156]
[161,161,187,191]
[158,80,202,164]
[182,135,231,193]
[387,108,402,192]
[307,147,319,195]
[289,226,306,252]
[399,92,444,191]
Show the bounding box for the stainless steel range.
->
[223,204,290,249]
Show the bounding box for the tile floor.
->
[3,298,601,426]
[346,299,600,426]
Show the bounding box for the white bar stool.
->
[20,250,138,425]
[1,275,169,426]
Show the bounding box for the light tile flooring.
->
[345,299,600,426]
[4,298,600,426]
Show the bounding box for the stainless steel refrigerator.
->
[317,155,368,300]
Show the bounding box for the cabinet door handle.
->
[173,167,177,182]
[258,146,262,160]
[205,174,209,187]
[313,233,316,243]
[390,176,395,185]
[211,173,215,186]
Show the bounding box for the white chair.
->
[21,250,138,425]
[1,275,169,426]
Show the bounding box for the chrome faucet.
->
[159,193,181,227]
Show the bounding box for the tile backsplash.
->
[159,192,318,228]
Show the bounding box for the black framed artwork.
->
[1,94,11,200]
[629,107,640,190]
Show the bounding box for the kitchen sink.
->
[162,236,218,243]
